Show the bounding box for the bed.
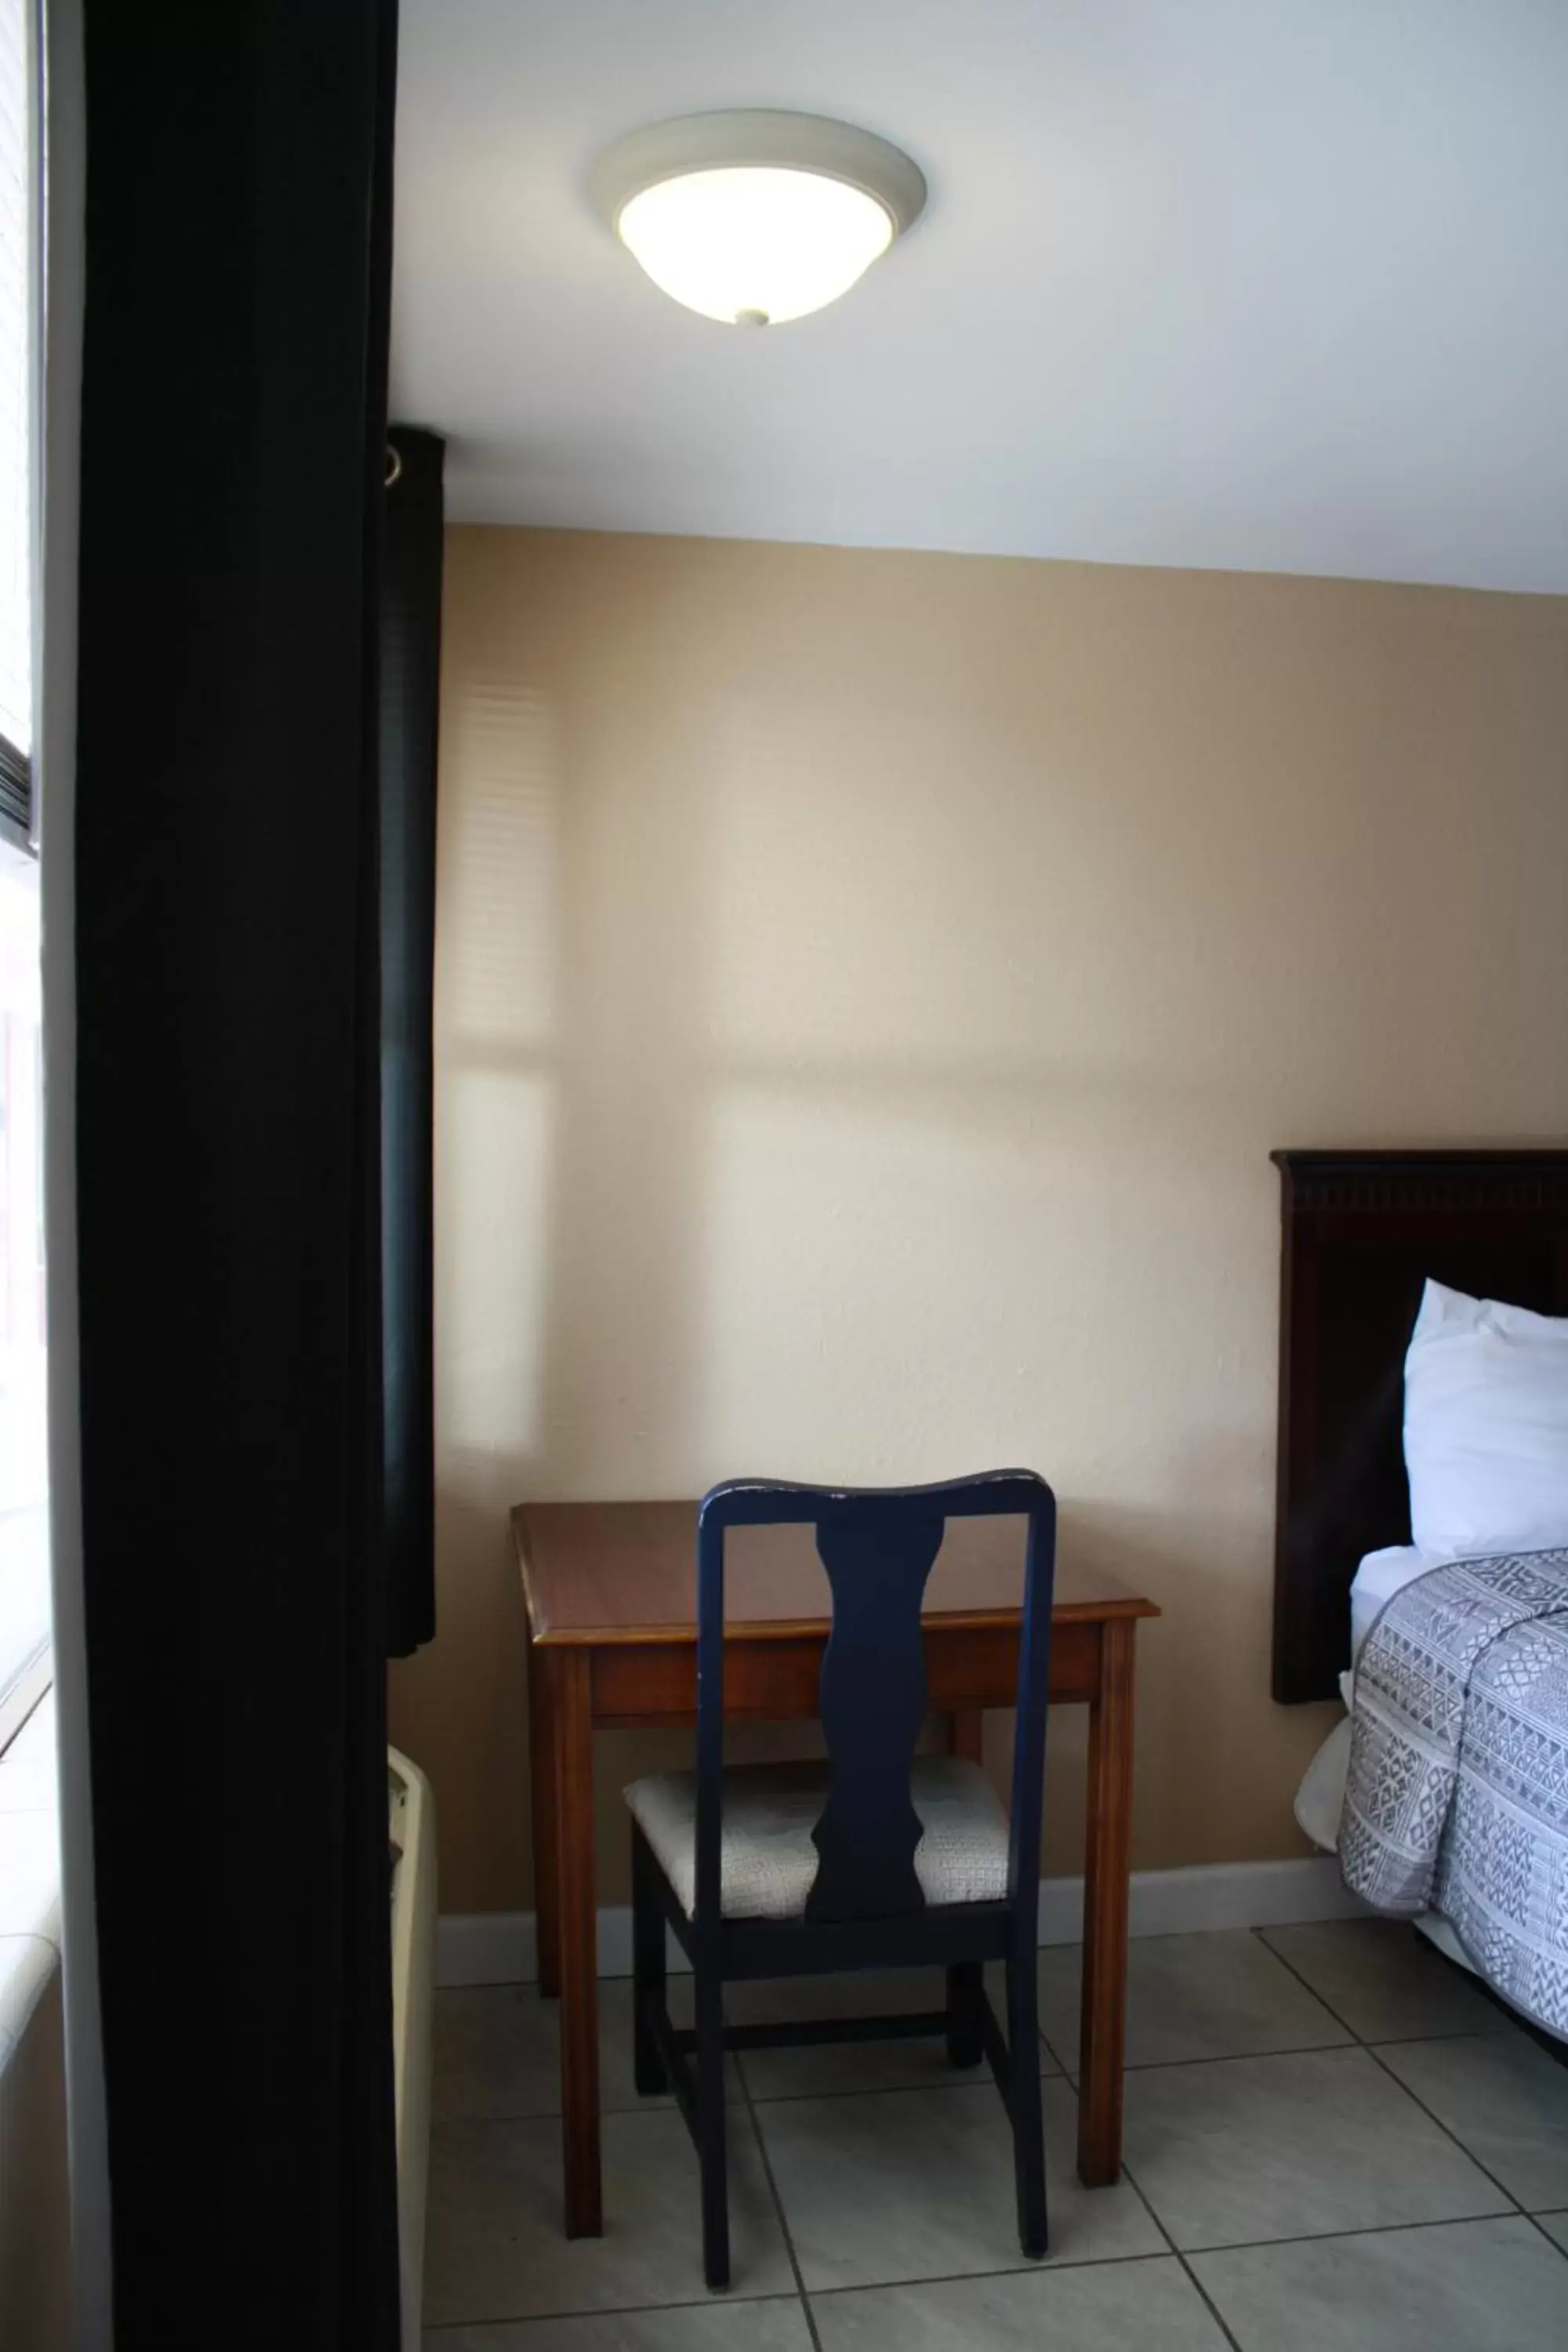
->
[1272,1148,1568,2031]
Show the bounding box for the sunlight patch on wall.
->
[436,676,560,1051]
[693,1083,1152,1490]
[435,1064,555,1472]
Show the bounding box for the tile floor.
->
[424,1922,1568,2350]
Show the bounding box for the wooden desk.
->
[514,1500,1159,2239]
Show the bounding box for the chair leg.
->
[630,1832,667,2097]
[1006,1949,1048,2258]
[695,1958,730,2290]
[946,1961,983,2068]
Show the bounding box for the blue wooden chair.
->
[625,1470,1057,2288]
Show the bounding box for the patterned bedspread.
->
[1339,1548,1568,2038]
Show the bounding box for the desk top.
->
[514,1499,1160,1647]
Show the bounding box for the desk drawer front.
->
[590,1618,1100,1725]
[594,1640,820,1723]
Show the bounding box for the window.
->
[0,0,45,1754]
[0,0,34,829]
[0,854,45,1740]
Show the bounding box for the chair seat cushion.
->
[624,1756,1010,1921]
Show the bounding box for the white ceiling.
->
[391,1,1568,592]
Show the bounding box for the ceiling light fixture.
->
[589,110,927,328]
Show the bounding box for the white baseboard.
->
[1107,1857,1365,1940]
[436,1856,1363,1990]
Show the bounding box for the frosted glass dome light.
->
[590,112,927,328]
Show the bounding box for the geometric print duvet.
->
[1339,1548,1568,2039]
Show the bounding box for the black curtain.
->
[380,426,444,1657]
[74,4,404,2345]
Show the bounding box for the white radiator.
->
[388,1745,437,2350]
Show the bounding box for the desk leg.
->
[1079,1618,1135,2187]
[946,1709,985,1765]
[528,1635,561,2000]
[554,1649,602,2236]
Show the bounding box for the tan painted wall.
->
[389,525,1568,1918]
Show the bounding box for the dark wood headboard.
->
[1272,1149,1568,1704]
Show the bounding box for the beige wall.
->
[389,525,1568,1918]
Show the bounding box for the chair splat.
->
[808,1505,943,1922]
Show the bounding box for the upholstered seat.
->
[624,1755,1009,1922]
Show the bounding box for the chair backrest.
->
[693,1472,1057,1929]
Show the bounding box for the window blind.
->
[0,0,34,844]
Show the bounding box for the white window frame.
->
[0,1629,48,1751]
[0,0,49,1761]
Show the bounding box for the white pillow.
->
[1403,1278,1568,1561]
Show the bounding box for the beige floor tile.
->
[423,2106,793,2325]
[423,2296,814,2350]
[811,2256,1230,2351]
[434,1980,739,2121]
[733,1965,1056,2100]
[1261,1919,1515,2043]
[1123,2045,1508,2250]
[1192,2215,1568,2350]
[755,2078,1162,2291]
[1378,2034,1568,2209]
[1037,1930,1348,2072]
